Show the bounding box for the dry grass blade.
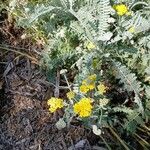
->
[133,133,150,149]
[138,127,150,136]
[99,135,111,150]
[0,45,39,64]
[108,126,130,150]
[142,125,150,132]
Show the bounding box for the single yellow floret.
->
[80,74,96,93]
[128,26,135,33]
[87,42,96,50]
[88,74,97,81]
[73,98,93,117]
[67,91,75,99]
[113,4,128,16]
[47,97,64,113]
[88,84,95,90]
[82,79,87,85]
[80,84,95,93]
[99,98,109,107]
[80,84,90,94]
[82,74,96,86]
[97,83,107,95]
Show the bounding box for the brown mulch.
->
[0,18,102,150]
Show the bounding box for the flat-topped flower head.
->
[97,83,107,95]
[113,4,129,16]
[88,84,95,90]
[47,97,64,113]
[73,98,93,117]
[80,84,90,94]
[99,98,109,107]
[128,26,135,33]
[67,91,75,100]
[88,74,97,81]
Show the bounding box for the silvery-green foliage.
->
[113,61,143,112]
[113,106,133,114]
[122,12,150,33]
[138,35,150,49]
[145,86,150,99]
[0,0,9,10]
[69,0,113,42]
[56,118,66,130]
[124,109,144,132]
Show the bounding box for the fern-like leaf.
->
[69,0,113,42]
[113,106,133,114]
[113,61,143,112]
[124,110,144,132]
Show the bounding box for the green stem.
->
[99,108,103,125]
[63,74,72,91]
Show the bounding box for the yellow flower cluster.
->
[80,74,97,94]
[73,98,93,117]
[67,91,75,99]
[47,97,64,113]
[97,83,107,95]
[99,98,109,107]
[113,4,130,16]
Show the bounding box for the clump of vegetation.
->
[1,0,150,149]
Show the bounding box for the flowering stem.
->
[99,108,103,125]
[54,69,60,97]
[63,74,72,91]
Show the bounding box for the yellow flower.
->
[82,74,96,85]
[47,97,64,113]
[87,42,96,50]
[128,26,135,33]
[113,4,129,16]
[97,83,107,95]
[88,84,95,90]
[73,98,93,117]
[88,74,97,81]
[99,98,109,107]
[67,91,75,99]
[80,74,96,93]
[80,84,90,94]
[82,79,87,85]
[80,84,95,93]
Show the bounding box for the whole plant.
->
[3,0,150,148]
